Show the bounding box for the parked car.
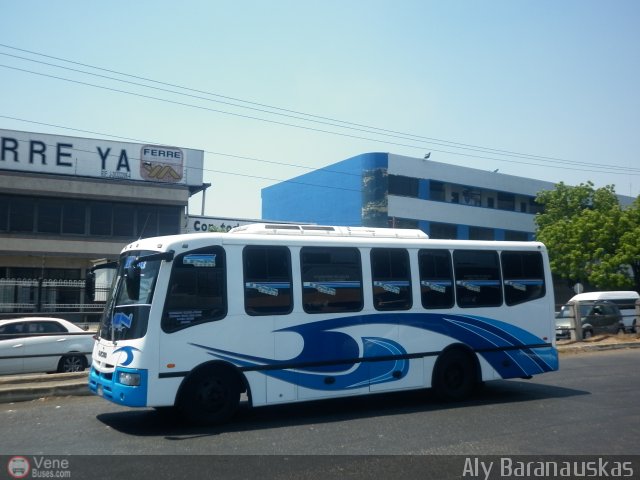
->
[555,300,623,340]
[0,317,94,375]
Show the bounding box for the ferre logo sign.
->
[140,145,184,182]
[0,130,197,185]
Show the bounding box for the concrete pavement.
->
[1,340,639,404]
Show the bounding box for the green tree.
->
[535,182,640,291]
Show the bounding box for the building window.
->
[505,230,529,241]
[388,217,418,229]
[62,201,86,234]
[430,222,457,239]
[113,204,135,237]
[1,194,181,238]
[429,181,445,201]
[37,201,62,233]
[0,197,7,231]
[451,192,459,203]
[158,207,180,236]
[529,197,544,214]
[487,198,495,208]
[497,192,515,211]
[388,175,419,198]
[137,207,158,239]
[90,203,113,235]
[9,198,35,232]
[520,201,527,213]
[371,248,412,311]
[469,226,494,240]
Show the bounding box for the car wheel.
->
[583,329,593,340]
[632,321,637,334]
[432,348,477,402]
[178,366,240,425]
[58,354,87,373]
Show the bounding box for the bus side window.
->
[501,251,545,306]
[371,248,412,311]
[243,245,293,316]
[453,250,502,308]
[301,247,363,314]
[161,246,227,332]
[419,249,455,309]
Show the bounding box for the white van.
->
[568,291,639,333]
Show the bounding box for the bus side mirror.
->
[125,262,141,301]
[85,271,95,301]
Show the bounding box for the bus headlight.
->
[118,371,141,386]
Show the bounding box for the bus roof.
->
[228,223,429,239]
[120,223,546,255]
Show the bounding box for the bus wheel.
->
[432,348,477,402]
[178,366,240,425]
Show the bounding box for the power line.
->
[2,115,640,181]
[0,116,364,190]
[1,49,613,168]
[4,62,640,177]
[0,42,571,159]
[1,43,638,174]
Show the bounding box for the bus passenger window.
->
[161,246,227,332]
[243,246,293,316]
[453,250,502,308]
[301,247,363,314]
[371,248,412,311]
[501,251,545,306]
[419,249,454,309]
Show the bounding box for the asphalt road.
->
[2,349,638,457]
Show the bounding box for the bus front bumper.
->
[88,366,148,407]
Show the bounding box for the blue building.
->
[262,152,554,240]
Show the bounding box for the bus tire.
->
[178,366,240,425]
[432,348,477,402]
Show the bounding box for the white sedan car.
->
[0,317,95,375]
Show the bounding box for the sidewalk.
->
[1,339,639,404]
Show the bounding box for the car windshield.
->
[98,250,161,342]
[557,303,600,319]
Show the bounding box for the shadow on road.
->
[96,379,589,439]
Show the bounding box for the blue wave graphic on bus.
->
[190,313,557,391]
[191,323,409,390]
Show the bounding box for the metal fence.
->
[0,278,110,323]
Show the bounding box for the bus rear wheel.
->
[178,366,240,425]
[432,348,477,402]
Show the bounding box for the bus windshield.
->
[98,250,161,342]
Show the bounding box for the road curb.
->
[0,372,90,404]
[557,341,640,354]
[1,343,639,404]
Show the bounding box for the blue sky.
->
[2,0,639,218]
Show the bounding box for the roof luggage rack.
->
[228,223,428,239]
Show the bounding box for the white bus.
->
[88,224,558,424]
